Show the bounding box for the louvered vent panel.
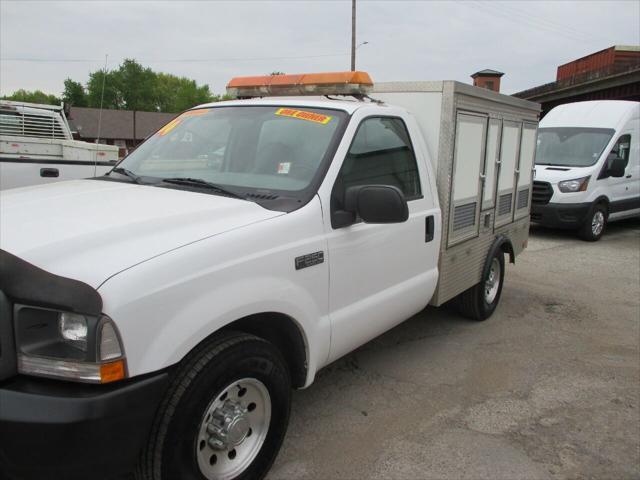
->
[517,189,529,209]
[0,113,67,139]
[452,202,476,231]
[498,193,512,216]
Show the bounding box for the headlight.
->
[14,305,126,383]
[59,312,88,351]
[558,176,590,193]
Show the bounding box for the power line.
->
[1,53,350,64]
[464,1,596,44]
[496,2,611,43]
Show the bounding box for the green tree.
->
[62,78,87,107]
[155,73,215,113]
[83,59,218,112]
[86,69,121,109]
[1,89,60,105]
[112,59,157,112]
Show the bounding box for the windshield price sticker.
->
[275,108,332,125]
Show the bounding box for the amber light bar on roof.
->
[226,71,374,98]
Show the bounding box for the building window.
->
[485,80,495,90]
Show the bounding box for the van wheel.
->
[458,250,505,321]
[137,332,291,480]
[579,204,607,241]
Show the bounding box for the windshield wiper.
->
[111,167,143,184]
[161,177,246,200]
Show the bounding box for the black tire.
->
[458,250,505,321]
[578,203,607,242]
[136,331,291,480]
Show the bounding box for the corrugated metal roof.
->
[68,107,177,140]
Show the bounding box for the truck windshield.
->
[535,127,615,167]
[117,105,347,204]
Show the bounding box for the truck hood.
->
[534,165,595,184]
[0,180,283,288]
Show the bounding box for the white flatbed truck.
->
[0,100,118,190]
[0,72,539,480]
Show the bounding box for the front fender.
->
[98,198,329,385]
[144,276,322,380]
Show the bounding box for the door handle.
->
[626,174,632,178]
[40,168,59,178]
[425,215,435,242]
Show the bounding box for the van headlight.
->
[558,176,590,193]
[15,305,126,383]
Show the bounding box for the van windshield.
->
[115,105,347,207]
[535,127,615,167]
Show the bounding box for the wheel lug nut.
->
[208,437,225,450]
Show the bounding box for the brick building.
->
[471,69,505,92]
[67,107,178,158]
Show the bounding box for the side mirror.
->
[607,155,626,178]
[333,185,409,228]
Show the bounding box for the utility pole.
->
[351,0,356,71]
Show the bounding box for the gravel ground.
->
[267,218,640,480]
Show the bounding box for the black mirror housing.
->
[608,156,626,178]
[344,185,409,224]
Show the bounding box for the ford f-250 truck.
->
[0,72,540,480]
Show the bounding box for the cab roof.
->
[541,100,639,130]
[193,96,371,115]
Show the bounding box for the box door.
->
[514,123,537,219]
[495,120,521,227]
[448,112,487,246]
[481,118,501,212]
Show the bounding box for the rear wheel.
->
[458,250,505,321]
[137,332,291,480]
[578,203,607,241]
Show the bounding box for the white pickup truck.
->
[0,72,539,480]
[0,100,118,190]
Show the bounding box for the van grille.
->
[532,181,553,205]
[452,202,476,231]
[498,193,512,216]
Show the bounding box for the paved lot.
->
[268,218,640,480]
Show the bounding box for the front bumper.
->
[0,371,169,480]
[530,202,592,229]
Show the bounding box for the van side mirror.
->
[607,155,626,178]
[333,185,409,228]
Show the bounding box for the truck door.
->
[322,113,439,363]
[605,127,640,218]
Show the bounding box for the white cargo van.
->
[531,100,640,240]
[0,73,539,480]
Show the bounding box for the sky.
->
[1,0,639,99]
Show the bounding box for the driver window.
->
[608,134,631,169]
[332,117,421,210]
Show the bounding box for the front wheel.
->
[137,332,291,480]
[458,250,505,321]
[578,203,607,241]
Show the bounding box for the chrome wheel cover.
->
[592,211,605,236]
[196,378,271,480]
[484,257,501,304]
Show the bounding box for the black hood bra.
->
[0,249,102,316]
